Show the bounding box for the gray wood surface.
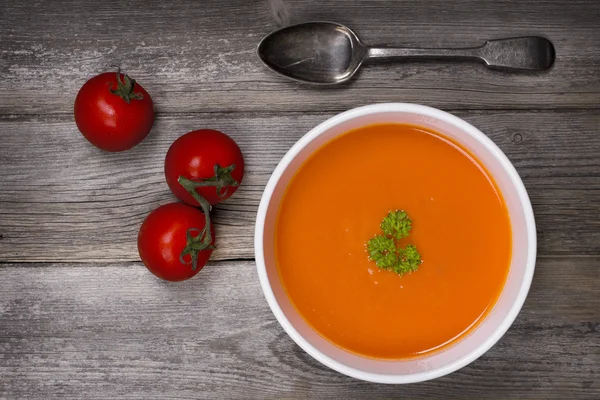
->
[0,258,598,399]
[1,111,599,262]
[0,0,599,398]
[1,0,600,115]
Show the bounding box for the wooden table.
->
[1,0,599,398]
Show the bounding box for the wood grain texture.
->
[0,257,598,399]
[1,0,600,397]
[1,111,599,262]
[1,0,600,114]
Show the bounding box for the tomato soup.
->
[275,123,512,359]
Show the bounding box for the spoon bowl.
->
[257,22,366,84]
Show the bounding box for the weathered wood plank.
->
[0,257,598,399]
[1,0,599,114]
[0,111,598,262]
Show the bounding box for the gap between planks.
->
[0,254,598,267]
[2,108,600,120]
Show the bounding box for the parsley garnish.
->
[366,210,422,276]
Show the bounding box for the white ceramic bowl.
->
[254,103,536,384]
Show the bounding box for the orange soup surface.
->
[275,123,512,359]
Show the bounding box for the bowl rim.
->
[254,103,537,384]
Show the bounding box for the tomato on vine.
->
[138,203,214,282]
[164,129,244,206]
[139,126,244,282]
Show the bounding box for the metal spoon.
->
[257,22,555,85]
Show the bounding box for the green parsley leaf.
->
[367,235,395,258]
[367,235,398,269]
[380,210,412,240]
[366,210,422,276]
[396,244,422,274]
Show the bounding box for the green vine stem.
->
[183,164,240,199]
[176,164,239,270]
[109,71,144,103]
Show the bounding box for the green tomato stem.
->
[181,164,239,199]
[109,70,143,104]
[177,177,215,270]
[176,164,239,270]
[178,176,214,245]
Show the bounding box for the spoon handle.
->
[366,37,554,71]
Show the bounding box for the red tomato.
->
[74,72,154,152]
[138,203,214,282]
[164,129,244,206]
